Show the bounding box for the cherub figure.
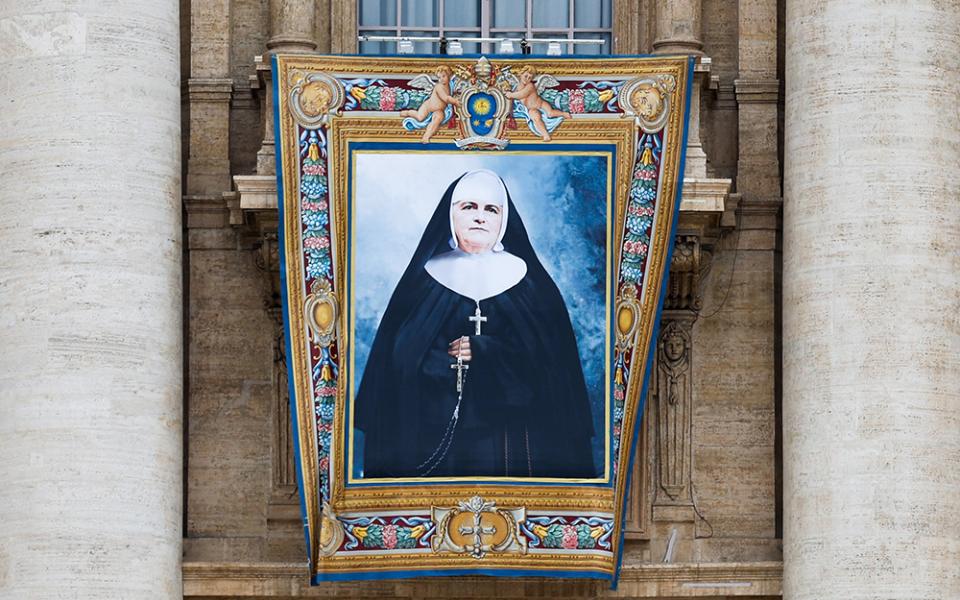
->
[401,66,461,143]
[631,85,664,121]
[299,81,332,118]
[504,66,571,142]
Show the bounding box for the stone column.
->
[652,0,703,55]
[186,0,233,196]
[257,0,317,175]
[0,2,182,599]
[784,2,960,599]
[652,0,709,177]
[267,0,317,54]
[735,0,780,201]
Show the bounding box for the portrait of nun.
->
[354,169,597,479]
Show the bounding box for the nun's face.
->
[452,199,503,254]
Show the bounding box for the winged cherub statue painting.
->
[504,66,571,142]
[400,66,462,143]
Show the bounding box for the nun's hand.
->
[447,336,472,362]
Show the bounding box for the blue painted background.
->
[351,151,610,476]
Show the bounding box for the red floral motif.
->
[383,524,398,549]
[623,240,647,254]
[629,204,655,216]
[302,201,326,211]
[304,236,331,250]
[561,525,578,549]
[303,163,325,176]
[623,240,648,255]
[569,89,585,114]
[319,456,329,471]
[614,388,624,400]
[636,167,656,180]
[379,87,397,111]
[317,386,337,396]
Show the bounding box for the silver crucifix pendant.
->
[468,302,487,336]
[450,351,469,398]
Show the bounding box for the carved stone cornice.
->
[734,78,780,104]
[678,177,732,246]
[695,56,719,92]
[183,560,783,597]
[187,77,234,102]
[232,175,279,221]
[231,175,283,309]
[737,196,782,220]
[231,86,258,111]
[713,81,738,110]
[184,194,230,230]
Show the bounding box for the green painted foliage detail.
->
[363,524,383,548]
[358,86,429,111]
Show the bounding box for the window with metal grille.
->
[358,0,612,55]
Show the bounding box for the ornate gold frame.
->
[274,54,691,581]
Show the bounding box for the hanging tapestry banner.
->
[273,53,693,584]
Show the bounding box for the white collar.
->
[424,249,527,302]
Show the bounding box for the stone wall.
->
[181,0,783,596]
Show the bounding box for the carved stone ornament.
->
[655,318,693,502]
[289,70,345,127]
[431,496,527,559]
[665,235,704,311]
[618,74,676,133]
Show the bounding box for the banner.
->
[273,53,692,584]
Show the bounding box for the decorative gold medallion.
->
[304,279,338,348]
[618,74,676,133]
[615,285,641,350]
[432,496,527,559]
[318,503,345,557]
[289,71,345,127]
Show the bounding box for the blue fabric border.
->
[272,53,315,573]
[312,567,612,584]
[611,55,696,590]
[273,53,696,584]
